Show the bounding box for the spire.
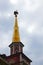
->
[12,11,20,42]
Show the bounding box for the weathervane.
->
[14,10,18,17]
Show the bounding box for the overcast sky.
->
[0,0,43,65]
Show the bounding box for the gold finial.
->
[12,11,20,42]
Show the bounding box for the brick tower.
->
[6,11,32,65]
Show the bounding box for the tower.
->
[6,11,32,65]
[9,11,24,55]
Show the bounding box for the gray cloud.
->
[0,0,43,65]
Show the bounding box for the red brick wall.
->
[6,55,20,64]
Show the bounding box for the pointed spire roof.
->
[12,11,20,42]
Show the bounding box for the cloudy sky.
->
[0,0,43,65]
